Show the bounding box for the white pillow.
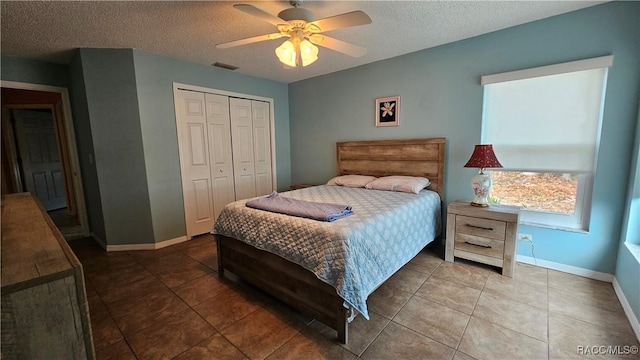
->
[326,175,378,188]
[365,176,431,194]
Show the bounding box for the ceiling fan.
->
[216,1,372,68]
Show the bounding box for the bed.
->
[213,138,446,343]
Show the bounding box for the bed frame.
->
[216,138,446,344]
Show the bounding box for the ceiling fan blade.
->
[307,11,372,33]
[308,34,366,57]
[216,33,285,49]
[233,4,286,27]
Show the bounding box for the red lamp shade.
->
[464,145,503,169]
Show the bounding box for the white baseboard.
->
[613,277,640,342]
[516,255,614,282]
[105,235,189,252]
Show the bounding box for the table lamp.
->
[463,144,503,207]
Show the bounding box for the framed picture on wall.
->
[375,96,400,127]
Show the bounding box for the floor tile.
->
[108,285,189,337]
[513,262,548,287]
[182,240,217,261]
[308,310,390,357]
[415,276,481,314]
[266,326,358,360]
[90,310,123,350]
[173,333,247,360]
[473,291,548,342]
[548,288,633,335]
[384,267,430,294]
[453,351,478,360]
[194,286,262,331]
[126,245,182,263]
[155,259,213,288]
[82,252,137,274]
[173,234,215,251]
[548,280,622,313]
[403,249,443,274]
[97,274,168,305]
[432,261,491,290]
[367,282,413,319]
[221,307,303,360]
[393,296,470,348]
[484,272,548,309]
[548,270,612,294]
[360,322,455,360]
[459,317,548,360]
[70,238,634,360]
[548,312,640,360]
[172,272,231,307]
[87,262,152,295]
[138,251,195,275]
[127,308,215,359]
[94,340,136,360]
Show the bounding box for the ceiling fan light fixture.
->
[275,38,318,67]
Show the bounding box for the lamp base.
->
[470,202,489,208]
[470,172,492,207]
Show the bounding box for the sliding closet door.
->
[251,100,273,196]
[205,94,235,220]
[175,90,214,237]
[230,98,257,200]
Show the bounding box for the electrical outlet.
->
[518,233,533,242]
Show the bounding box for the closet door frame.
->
[172,82,277,237]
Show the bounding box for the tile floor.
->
[69,235,639,360]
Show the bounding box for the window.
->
[481,55,613,231]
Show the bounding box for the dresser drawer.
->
[454,233,505,259]
[455,215,506,241]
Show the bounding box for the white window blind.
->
[481,56,612,173]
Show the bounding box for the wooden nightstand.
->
[445,200,520,277]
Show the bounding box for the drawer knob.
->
[465,224,494,231]
[464,241,492,249]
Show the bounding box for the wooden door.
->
[251,100,273,196]
[205,94,235,220]
[230,97,256,200]
[175,90,214,237]
[13,109,67,211]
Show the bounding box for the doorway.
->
[1,83,89,238]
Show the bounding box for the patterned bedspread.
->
[212,185,441,319]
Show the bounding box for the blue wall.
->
[132,50,290,242]
[67,52,106,241]
[78,49,155,245]
[1,55,69,87]
[289,1,640,274]
[615,103,640,323]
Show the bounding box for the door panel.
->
[176,90,214,237]
[13,109,67,211]
[230,98,256,200]
[205,94,235,220]
[251,101,273,196]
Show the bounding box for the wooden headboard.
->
[336,138,446,199]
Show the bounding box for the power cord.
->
[519,237,537,266]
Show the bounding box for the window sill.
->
[519,220,589,234]
[625,242,640,264]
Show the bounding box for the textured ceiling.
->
[1,1,605,84]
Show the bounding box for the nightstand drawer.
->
[455,215,506,241]
[454,233,505,259]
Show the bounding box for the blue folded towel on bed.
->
[246,192,353,222]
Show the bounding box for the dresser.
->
[1,193,95,359]
[445,200,520,277]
